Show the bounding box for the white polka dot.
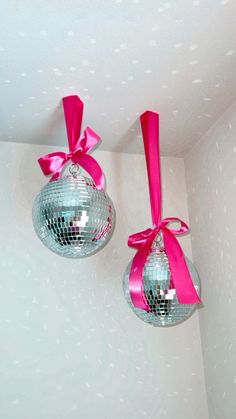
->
[189,44,198,51]
[149,40,157,47]
[175,43,184,49]
[226,50,235,56]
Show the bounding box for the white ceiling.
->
[1,0,236,156]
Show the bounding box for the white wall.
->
[0,142,208,419]
[185,101,236,419]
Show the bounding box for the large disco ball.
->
[32,174,115,258]
[123,236,200,327]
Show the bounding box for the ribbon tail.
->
[75,153,105,190]
[140,111,161,227]
[162,228,201,304]
[49,169,62,182]
[129,235,154,311]
[62,95,84,152]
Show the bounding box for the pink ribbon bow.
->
[38,95,104,190]
[128,111,201,311]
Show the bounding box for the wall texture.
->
[0,142,208,419]
[185,100,236,419]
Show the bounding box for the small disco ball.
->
[123,236,200,327]
[32,170,115,258]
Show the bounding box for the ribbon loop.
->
[37,95,104,190]
[128,228,156,250]
[128,111,201,311]
[159,217,189,235]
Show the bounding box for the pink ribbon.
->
[38,95,104,190]
[128,111,201,311]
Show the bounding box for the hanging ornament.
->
[32,95,115,258]
[123,111,201,326]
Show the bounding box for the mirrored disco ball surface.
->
[32,175,115,258]
[123,238,200,327]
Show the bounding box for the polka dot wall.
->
[0,1,236,418]
[185,100,236,419]
[0,143,209,419]
[0,1,236,155]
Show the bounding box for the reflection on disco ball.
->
[123,236,200,327]
[32,174,115,258]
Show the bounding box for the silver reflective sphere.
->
[123,237,200,327]
[32,175,115,258]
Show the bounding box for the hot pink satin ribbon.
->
[128,111,201,311]
[38,95,104,190]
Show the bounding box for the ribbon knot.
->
[128,111,201,312]
[66,152,73,160]
[37,95,104,190]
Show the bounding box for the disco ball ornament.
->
[123,235,200,327]
[32,167,115,258]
